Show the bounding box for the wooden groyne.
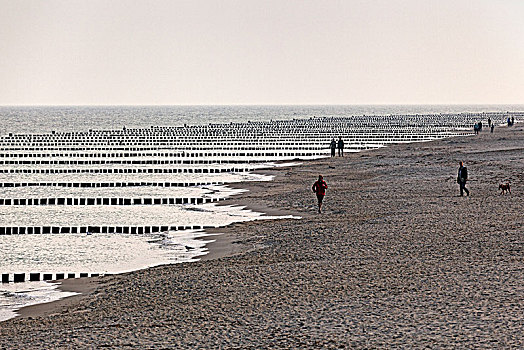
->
[0,181,224,188]
[1,272,103,283]
[0,196,225,206]
[0,224,213,235]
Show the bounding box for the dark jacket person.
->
[457,161,469,196]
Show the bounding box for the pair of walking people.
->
[330,137,344,157]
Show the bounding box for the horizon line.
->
[1,103,524,108]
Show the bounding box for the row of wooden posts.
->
[0,197,224,206]
[0,181,223,188]
[0,167,257,174]
[0,225,212,235]
[1,272,103,283]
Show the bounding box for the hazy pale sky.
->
[1,0,523,105]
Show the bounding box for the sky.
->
[0,0,523,106]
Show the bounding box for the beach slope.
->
[1,125,523,348]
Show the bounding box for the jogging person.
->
[312,175,328,213]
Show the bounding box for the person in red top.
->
[312,175,328,213]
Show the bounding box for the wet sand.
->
[1,125,523,348]
[14,278,98,320]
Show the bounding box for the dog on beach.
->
[499,183,511,195]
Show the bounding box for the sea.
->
[0,104,522,321]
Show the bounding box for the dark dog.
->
[499,183,511,195]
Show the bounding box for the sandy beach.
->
[1,124,523,348]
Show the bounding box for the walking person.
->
[457,161,469,196]
[330,138,336,157]
[312,175,328,213]
[337,136,344,157]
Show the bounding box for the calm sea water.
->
[0,105,522,321]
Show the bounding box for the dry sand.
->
[0,125,523,348]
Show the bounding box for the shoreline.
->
[201,167,311,261]
[9,166,306,320]
[14,277,98,320]
[1,124,523,348]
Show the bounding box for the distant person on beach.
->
[457,161,469,196]
[330,138,336,157]
[312,175,328,213]
[488,117,491,128]
[337,136,344,157]
[511,116,515,125]
[491,124,494,133]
